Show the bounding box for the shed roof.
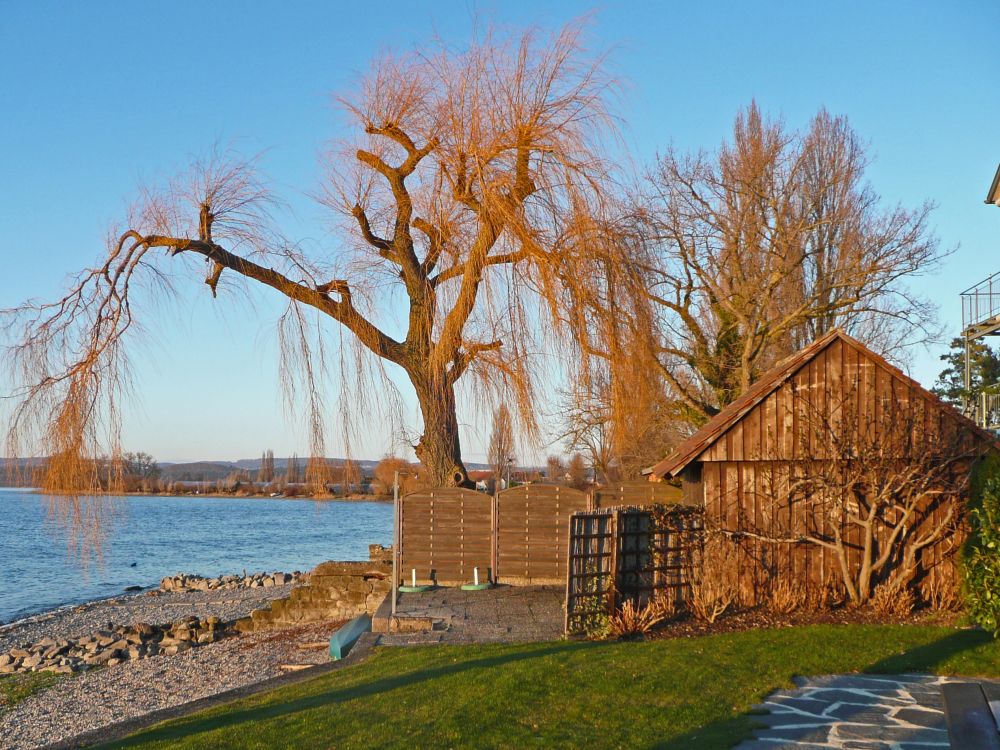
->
[647,328,997,479]
[988,163,1000,205]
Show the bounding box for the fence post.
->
[608,509,619,613]
[491,490,499,584]
[564,512,575,635]
[392,478,399,616]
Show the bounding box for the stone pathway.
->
[736,673,1000,749]
[375,585,565,646]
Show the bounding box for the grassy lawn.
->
[0,671,69,712]
[104,624,999,750]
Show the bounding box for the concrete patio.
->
[372,584,565,646]
[736,673,1000,749]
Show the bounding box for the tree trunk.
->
[412,377,470,487]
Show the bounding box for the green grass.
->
[0,671,69,711]
[103,625,999,750]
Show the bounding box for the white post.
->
[474,567,479,586]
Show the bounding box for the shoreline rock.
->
[0,616,230,675]
[159,570,304,593]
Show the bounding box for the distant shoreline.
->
[9,488,393,503]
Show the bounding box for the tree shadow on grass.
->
[110,641,598,748]
[644,629,997,750]
[862,629,994,675]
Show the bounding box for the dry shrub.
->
[870,582,916,618]
[690,533,740,623]
[648,592,680,622]
[607,599,664,638]
[824,582,848,609]
[769,579,807,615]
[806,579,848,610]
[920,572,962,612]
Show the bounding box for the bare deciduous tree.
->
[372,454,419,496]
[639,104,945,425]
[546,454,566,482]
[1,21,635,492]
[338,458,361,494]
[286,454,301,485]
[567,452,589,489]
[258,450,276,484]
[305,455,334,496]
[487,403,514,489]
[560,358,691,482]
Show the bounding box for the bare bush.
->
[607,599,664,638]
[750,385,977,606]
[690,533,740,623]
[769,579,807,615]
[808,580,848,611]
[372,455,421,496]
[920,570,962,612]
[870,582,916,618]
[647,592,681,623]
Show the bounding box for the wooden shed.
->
[647,328,997,601]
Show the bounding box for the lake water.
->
[0,488,393,624]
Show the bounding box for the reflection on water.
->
[0,489,392,623]
[41,493,125,566]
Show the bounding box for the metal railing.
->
[961,271,1000,336]
[971,390,1000,431]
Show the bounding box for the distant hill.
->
[228,457,382,472]
[4,456,498,485]
[159,457,386,482]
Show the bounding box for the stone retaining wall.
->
[235,560,391,632]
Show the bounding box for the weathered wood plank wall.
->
[693,336,978,603]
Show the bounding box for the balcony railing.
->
[961,271,1000,337]
[971,390,1000,431]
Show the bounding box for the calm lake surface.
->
[0,488,393,624]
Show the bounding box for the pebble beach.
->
[0,579,344,750]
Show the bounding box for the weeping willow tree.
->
[2,21,643,492]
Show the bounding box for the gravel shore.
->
[0,586,293,655]
[0,584,352,750]
[0,620,345,750]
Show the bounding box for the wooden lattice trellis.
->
[565,505,704,634]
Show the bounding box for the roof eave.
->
[986,163,1000,205]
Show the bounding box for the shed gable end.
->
[691,336,979,464]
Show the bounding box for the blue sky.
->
[1,1,998,463]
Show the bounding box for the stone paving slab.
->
[375,585,564,646]
[735,674,1000,749]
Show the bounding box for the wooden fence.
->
[397,487,493,586]
[591,480,686,509]
[495,484,589,584]
[396,483,671,586]
[565,505,704,634]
